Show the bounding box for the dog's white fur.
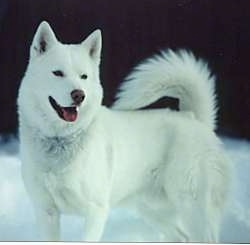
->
[18,21,231,242]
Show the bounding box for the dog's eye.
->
[80,74,88,80]
[52,70,64,77]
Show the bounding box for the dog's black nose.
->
[71,89,85,105]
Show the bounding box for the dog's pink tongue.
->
[62,108,77,122]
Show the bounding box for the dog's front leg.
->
[35,206,60,241]
[83,203,109,242]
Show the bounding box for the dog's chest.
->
[44,169,88,215]
[37,136,89,214]
[30,131,112,214]
[40,151,110,215]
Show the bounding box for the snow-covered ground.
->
[0,135,249,242]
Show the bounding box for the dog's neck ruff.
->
[40,132,83,155]
[24,124,86,170]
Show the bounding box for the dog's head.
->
[18,21,104,136]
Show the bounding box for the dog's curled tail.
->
[112,49,217,130]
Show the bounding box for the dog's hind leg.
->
[139,205,189,242]
[139,196,208,242]
[159,156,228,242]
[154,148,221,242]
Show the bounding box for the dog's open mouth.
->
[48,96,78,122]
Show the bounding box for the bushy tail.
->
[112,49,217,130]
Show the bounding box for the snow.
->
[0,135,249,242]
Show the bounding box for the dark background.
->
[0,0,249,139]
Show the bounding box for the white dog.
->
[17,21,231,242]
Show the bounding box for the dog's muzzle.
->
[48,96,79,122]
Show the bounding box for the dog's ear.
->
[82,29,102,64]
[30,21,58,58]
